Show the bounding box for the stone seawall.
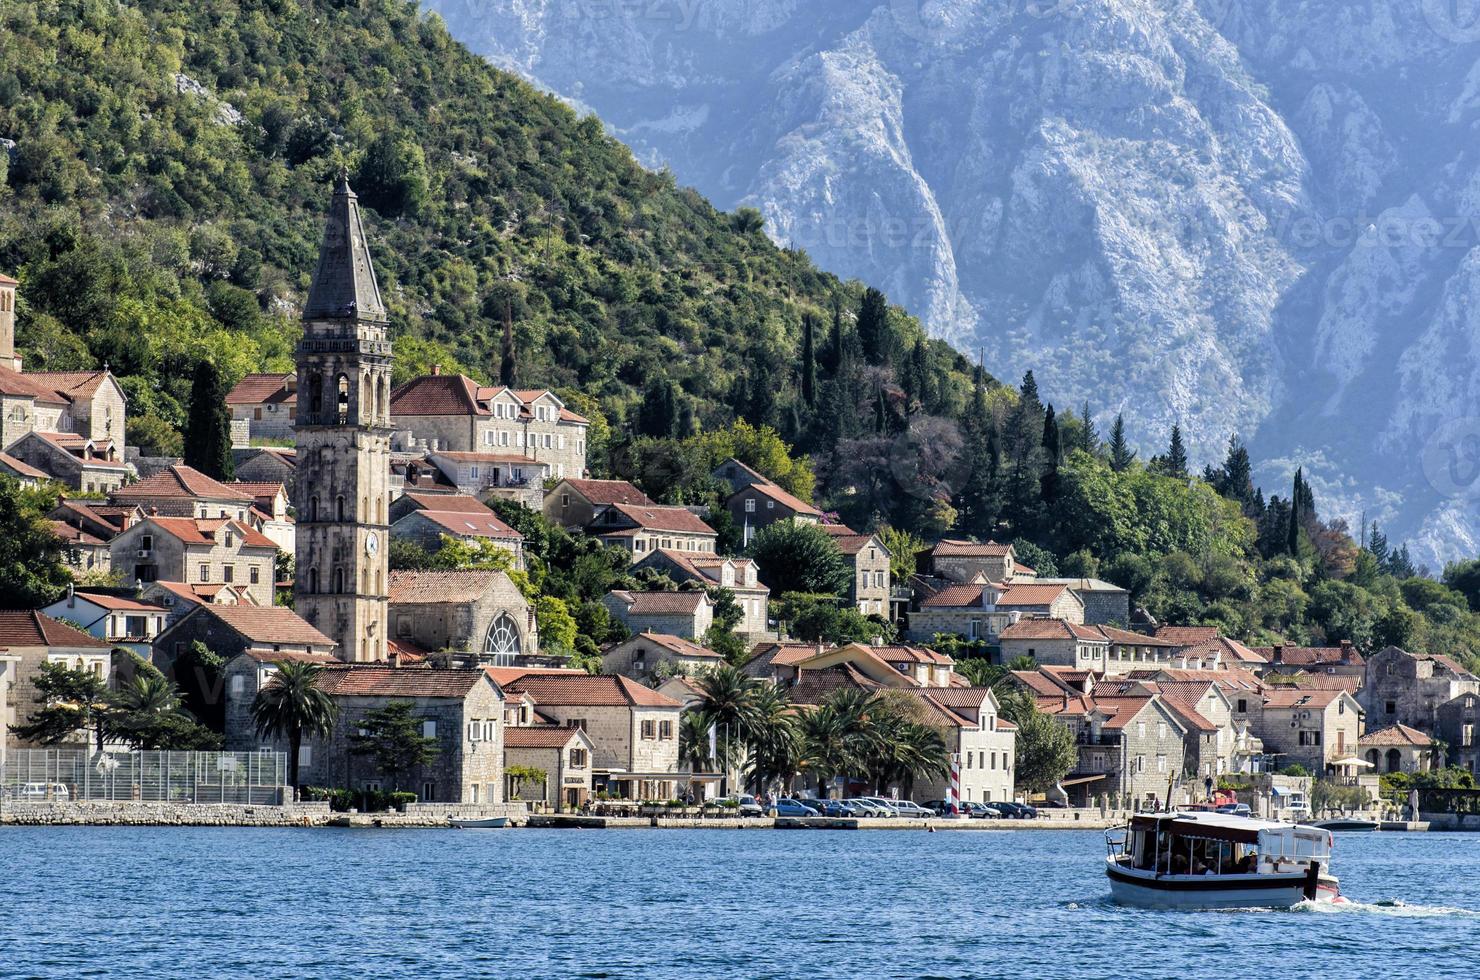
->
[1,801,527,828]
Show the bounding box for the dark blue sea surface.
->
[2,827,1477,978]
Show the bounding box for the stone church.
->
[292,174,393,664]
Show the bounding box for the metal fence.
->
[1,750,288,805]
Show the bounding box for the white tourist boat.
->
[1105,811,1343,909]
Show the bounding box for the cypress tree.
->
[956,386,1003,538]
[800,313,818,409]
[1041,404,1062,466]
[857,287,891,365]
[825,295,845,375]
[1165,423,1188,477]
[1286,468,1304,556]
[184,358,234,480]
[637,376,677,438]
[1109,413,1136,472]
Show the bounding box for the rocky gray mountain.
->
[427,0,1480,566]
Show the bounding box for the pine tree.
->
[1078,401,1100,456]
[955,386,1003,538]
[1109,414,1136,472]
[183,358,234,480]
[906,339,930,410]
[1212,435,1256,512]
[498,300,517,388]
[1389,543,1417,578]
[799,313,819,409]
[1368,521,1390,566]
[857,287,892,366]
[1003,372,1047,534]
[1165,423,1188,478]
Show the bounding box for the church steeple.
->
[293,173,393,664]
[302,170,387,324]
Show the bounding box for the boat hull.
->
[449,817,508,829]
[1106,862,1340,910]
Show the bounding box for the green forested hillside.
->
[0,0,980,456]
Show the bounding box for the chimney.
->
[431,364,441,376]
[0,275,18,371]
[1273,645,1284,662]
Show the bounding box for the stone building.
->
[387,569,539,664]
[500,672,683,801]
[292,175,393,665]
[302,666,506,804]
[425,449,552,496]
[1096,626,1184,675]
[389,370,589,481]
[504,725,595,811]
[1041,692,1191,808]
[221,649,339,753]
[111,516,278,606]
[998,618,1110,672]
[543,478,654,529]
[601,632,723,683]
[602,589,715,640]
[225,373,296,447]
[725,479,823,547]
[1360,646,1480,733]
[632,548,769,638]
[1031,578,1130,625]
[928,540,1027,585]
[908,581,1084,644]
[1254,689,1362,775]
[901,688,1016,805]
[232,447,297,494]
[111,464,256,521]
[6,430,128,493]
[0,450,48,486]
[818,525,891,617]
[1358,724,1436,774]
[590,503,717,559]
[388,492,523,566]
[40,588,169,657]
[0,610,113,753]
[227,481,296,552]
[1252,642,1366,684]
[1438,693,1480,774]
[153,604,337,678]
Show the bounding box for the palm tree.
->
[694,665,761,785]
[799,689,879,797]
[744,684,801,797]
[109,674,188,750]
[678,709,715,800]
[252,661,339,791]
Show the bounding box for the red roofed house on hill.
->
[1358,723,1437,774]
[590,503,717,559]
[0,610,113,757]
[632,549,770,638]
[500,673,684,801]
[225,372,296,446]
[389,369,588,482]
[602,589,715,641]
[543,477,655,529]
[907,580,1083,644]
[110,515,279,606]
[998,618,1110,672]
[389,492,524,567]
[601,632,723,684]
[818,524,892,617]
[928,540,1028,585]
[110,463,255,521]
[41,586,170,656]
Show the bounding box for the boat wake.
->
[1293,898,1480,918]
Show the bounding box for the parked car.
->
[1040,799,1070,809]
[847,798,892,817]
[964,802,1000,819]
[723,795,764,818]
[924,800,953,815]
[1216,802,1252,818]
[866,797,902,815]
[1009,802,1039,819]
[891,800,935,819]
[773,798,821,817]
[980,802,1016,818]
[806,799,852,817]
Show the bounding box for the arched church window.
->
[483,613,521,666]
[309,373,323,418]
[307,568,318,594]
[309,496,319,522]
[336,495,345,522]
[377,375,389,422]
[336,374,350,424]
[333,567,344,594]
[361,373,371,420]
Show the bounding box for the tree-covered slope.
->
[0,0,981,452]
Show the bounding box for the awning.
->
[1330,756,1374,769]
[1060,773,1108,787]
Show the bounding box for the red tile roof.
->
[557,479,654,507]
[61,592,167,613]
[0,452,50,479]
[1261,689,1348,709]
[50,520,107,546]
[999,618,1105,642]
[0,610,111,648]
[617,632,721,659]
[224,373,295,406]
[142,517,277,550]
[389,570,517,605]
[390,373,489,416]
[402,508,522,541]
[401,492,493,515]
[113,465,253,502]
[484,666,588,687]
[1153,626,1221,646]
[869,644,954,665]
[317,666,490,699]
[920,584,994,609]
[607,503,715,536]
[997,583,1073,607]
[1261,672,1360,694]
[504,727,586,749]
[932,540,1013,558]
[502,673,681,708]
[817,524,878,555]
[735,480,822,517]
[1359,723,1434,747]
[1097,625,1178,647]
[606,590,710,615]
[185,605,333,647]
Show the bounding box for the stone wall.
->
[0,800,528,826]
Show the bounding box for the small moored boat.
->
[1306,818,1377,832]
[1105,811,1341,909]
[449,816,509,829]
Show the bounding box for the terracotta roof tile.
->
[607,503,715,535]
[402,492,494,515]
[224,373,295,406]
[619,632,721,659]
[502,673,681,708]
[1358,723,1434,747]
[390,373,489,416]
[999,618,1105,642]
[734,481,822,517]
[0,452,50,480]
[920,584,994,609]
[1153,626,1221,646]
[557,479,654,506]
[998,583,1073,607]
[931,539,1013,558]
[0,610,111,648]
[400,509,522,541]
[605,590,710,615]
[113,465,253,502]
[185,605,334,647]
[389,570,515,605]
[504,727,586,749]
[141,517,277,550]
[318,666,489,699]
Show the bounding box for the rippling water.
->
[4,827,1478,978]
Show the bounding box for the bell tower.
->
[293,172,392,663]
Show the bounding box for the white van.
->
[17,782,70,801]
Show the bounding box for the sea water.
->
[2,827,1476,977]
